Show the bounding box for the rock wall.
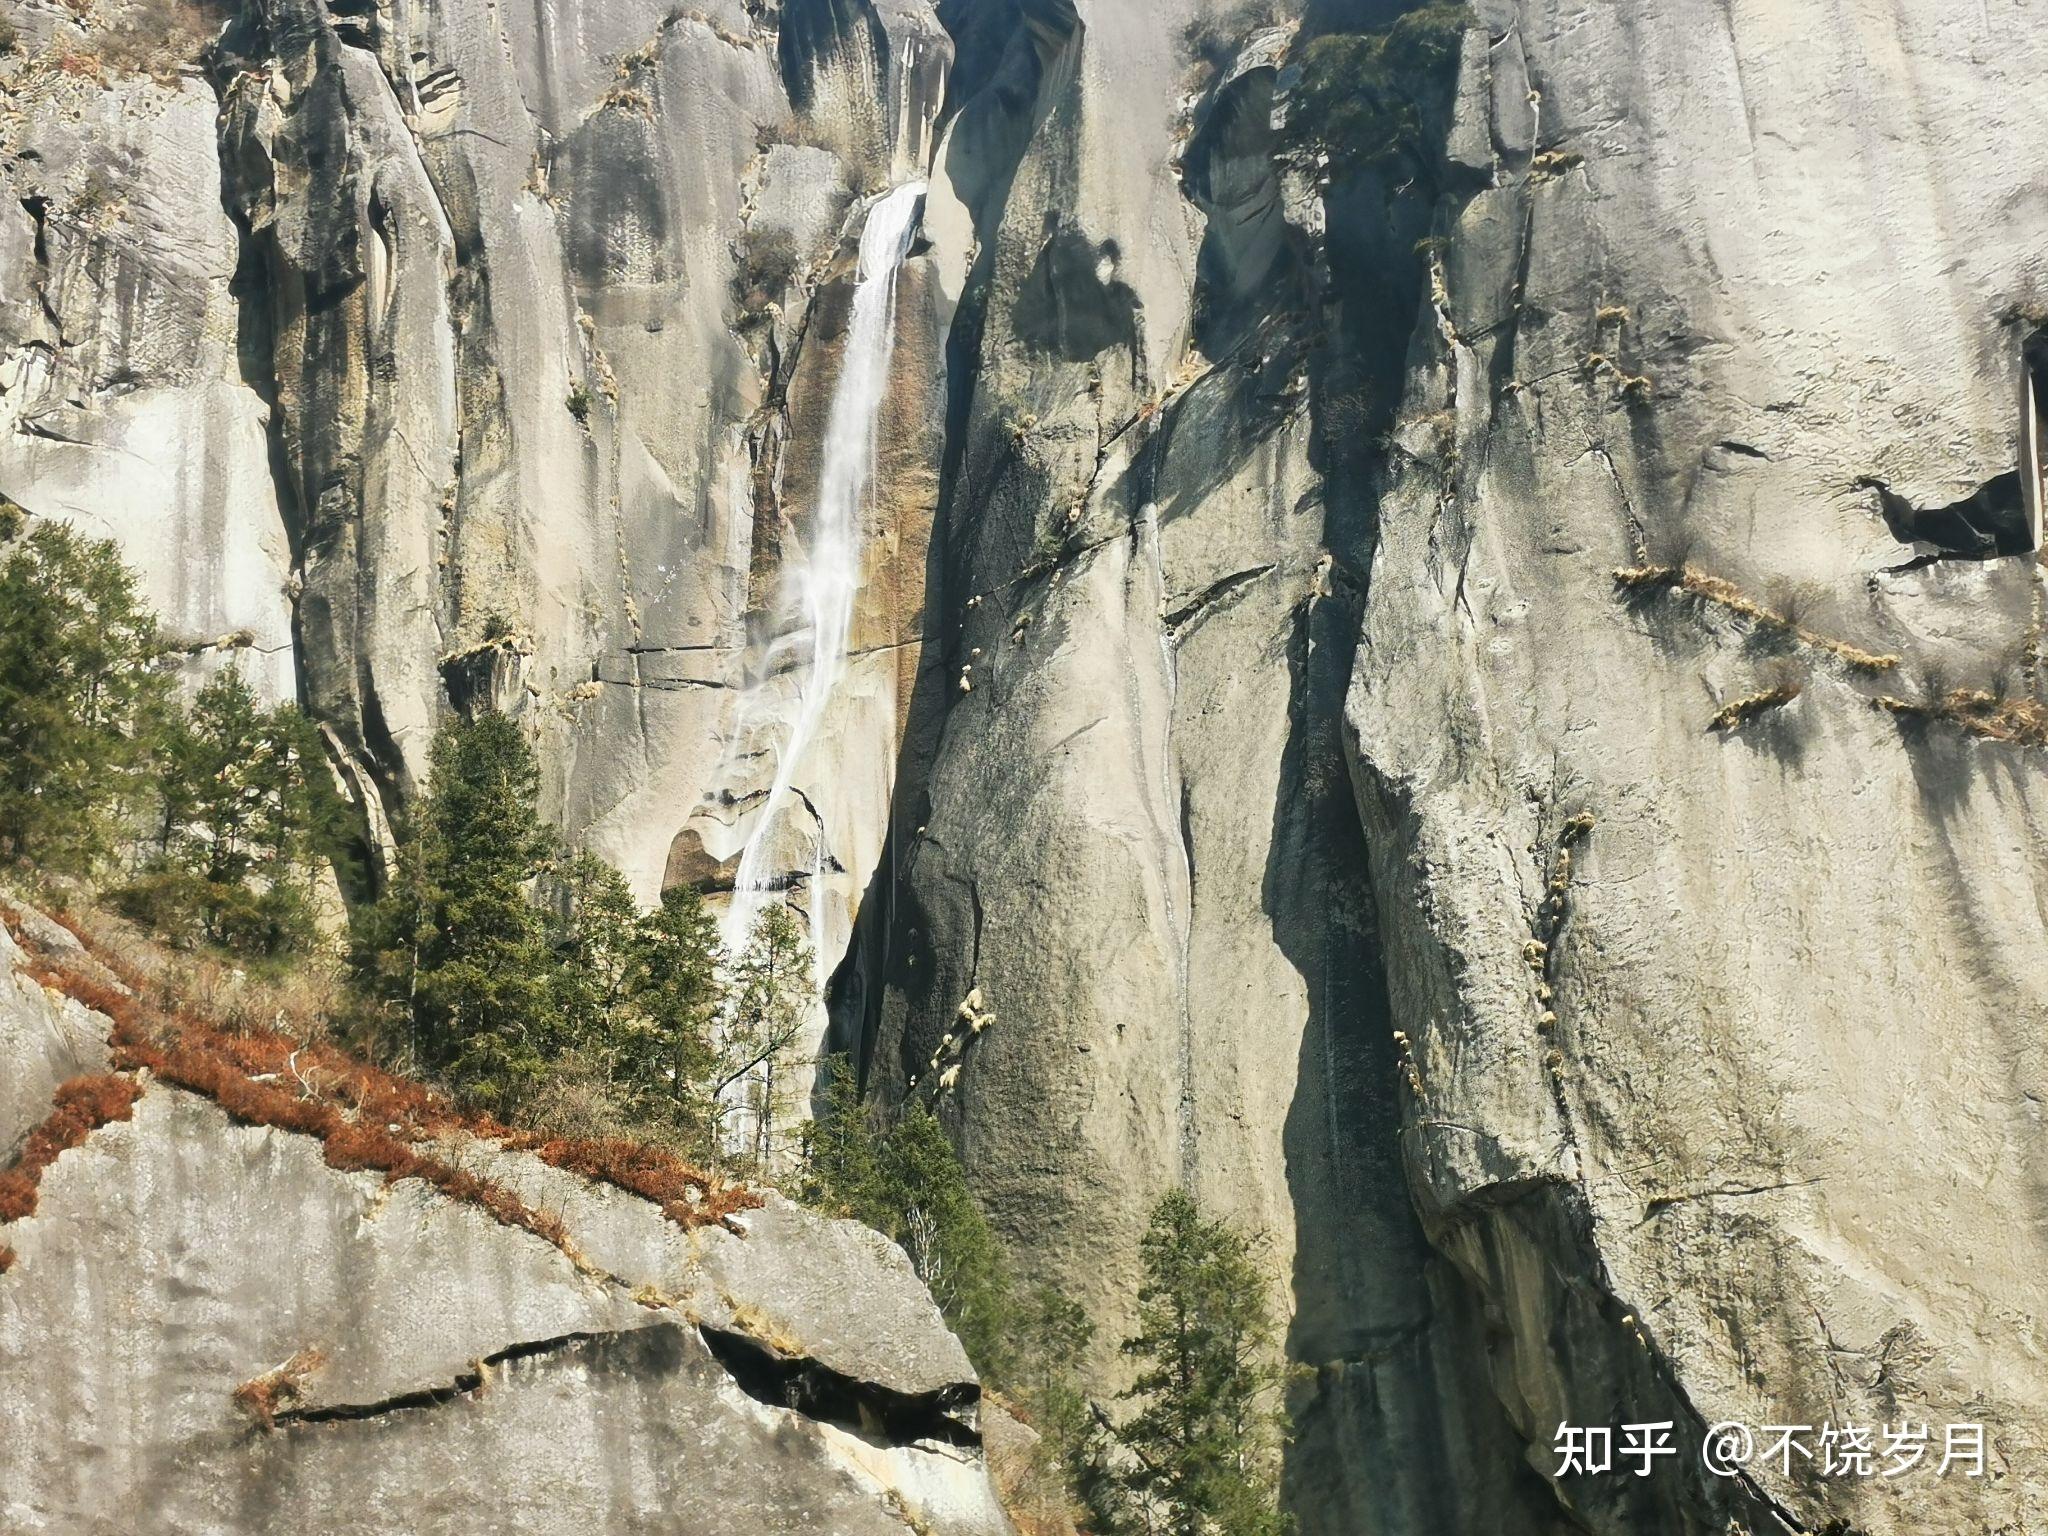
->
[0,909,1010,1534]
[1346,3,2048,1532]
[4,0,2047,1532]
[0,47,296,699]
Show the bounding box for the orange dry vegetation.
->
[232,1346,328,1430]
[513,1135,756,1230]
[0,1072,142,1222]
[1877,688,2048,746]
[1612,564,1900,673]
[6,909,757,1265]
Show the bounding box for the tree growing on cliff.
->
[116,665,343,957]
[801,1066,1012,1378]
[1118,1191,1292,1536]
[718,903,813,1166]
[1015,1284,1135,1536]
[362,712,559,1107]
[624,882,723,1136]
[0,521,169,872]
[548,850,639,1051]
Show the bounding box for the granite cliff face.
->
[4,0,2047,1531]
[0,909,1013,1534]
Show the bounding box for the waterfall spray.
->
[722,182,926,965]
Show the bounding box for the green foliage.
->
[624,883,723,1134]
[0,521,170,872]
[1287,2,1469,180]
[1118,1191,1292,1536]
[362,713,561,1108]
[548,849,639,1048]
[113,665,345,957]
[801,1065,1012,1377]
[800,1060,884,1213]
[1014,1285,1136,1535]
[719,904,813,1166]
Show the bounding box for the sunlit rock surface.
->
[0,913,1008,1535]
[3,0,2046,1531]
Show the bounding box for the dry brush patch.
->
[232,1346,328,1429]
[4,908,757,1273]
[1708,681,1801,733]
[0,1072,142,1222]
[506,1133,758,1231]
[1874,688,2048,747]
[1613,563,1899,674]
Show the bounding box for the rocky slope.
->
[3,0,2046,1532]
[0,906,1012,1534]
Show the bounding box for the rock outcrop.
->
[0,909,1010,1534]
[3,0,2046,1532]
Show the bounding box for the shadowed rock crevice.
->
[697,1321,981,1448]
[272,1329,632,1426]
[1856,472,2030,560]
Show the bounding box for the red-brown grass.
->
[516,1135,759,1230]
[5,906,755,1262]
[0,1245,15,1273]
[0,1073,142,1222]
[232,1346,328,1429]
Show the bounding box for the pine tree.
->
[880,1104,1012,1375]
[0,521,168,871]
[366,713,559,1107]
[718,903,813,1166]
[800,1068,1012,1378]
[1015,1284,1135,1535]
[1119,1191,1292,1536]
[800,1055,884,1217]
[624,883,722,1135]
[122,666,340,956]
[549,850,638,1052]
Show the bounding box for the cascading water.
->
[721,182,927,977]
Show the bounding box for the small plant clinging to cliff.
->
[1612,563,1900,674]
[232,1347,329,1430]
[0,1073,142,1223]
[1582,350,1653,405]
[1709,681,1802,733]
[1873,687,2048,747]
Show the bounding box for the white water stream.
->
[721,182,927,980]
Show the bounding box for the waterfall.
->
[721,181,926,964]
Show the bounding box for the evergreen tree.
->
[549,849,638,1052]
[881,1103,1012,1374]
[1119,1191,1292,1536]
[1015,1284,1135,1535]
[625,883,723,1134]
[0,521,168,870]
[800,1055,884,1216]
[718,903,813,1166]
[120,665,340,956]
[801,1068,1011,1377]
[365,712,558,1107]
